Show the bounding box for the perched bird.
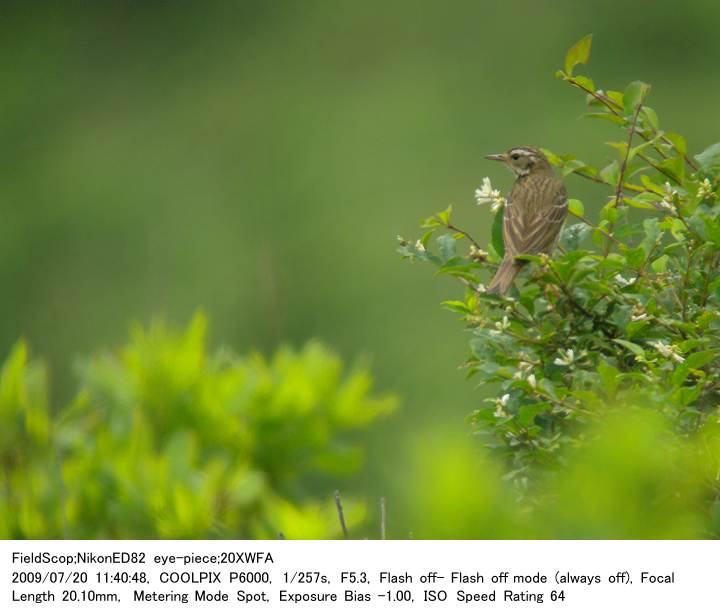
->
[485,146,567,295]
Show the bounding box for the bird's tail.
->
[488,256,525,295]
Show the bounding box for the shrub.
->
[399,34,720,498]
[0,314,396,538]
[397,408,720,539]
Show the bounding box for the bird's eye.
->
[511,153,520,161]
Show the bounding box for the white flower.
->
[469,245,489,260]
[494,315,510,331]
[631,312,650,322]
[475,177,506,213]
[659,182,679,214]
[476,283,487,293]
[614,274,637,287]
[553,349,575,366]
[414,239,426,253]
[650,340,684,363]
[698,178,715,200]
[513,360,533,380]
[659,199,677,214]
[493,393,511,418]
[527,374,537,389]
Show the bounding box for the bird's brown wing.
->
[503,179,567,257]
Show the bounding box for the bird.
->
[485,146,567,295]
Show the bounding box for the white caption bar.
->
[0,540,714,615]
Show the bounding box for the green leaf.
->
[437,205,452,226]
[572,75,595,91]
[623,80,651,115]
[665,133,687,156]
[600,160,619,185]
[669,351,714,387]
[441,300,471,314]
[623,245,645,268]
[702,215,720,246]
[613,339,645,358]
[651,254,669,273]
[695,143,720,171]
[568,199,584,217]
[564,34,593,76]
[597,361,619,397]
[562,159,591,177]
[684,350,715,371]
[421,216,441,228]
[560,223,591,251]
[582,112,625,126]
[491,206,505,258]
[627,140,654,162]
[606,90,624,108]
[436,234,456,262]
[624,197,655,210]
[642,107,659,130]
[518,402,551,427]
[671,385,702,406]
[640,175,665,195]
[657,157,684,183]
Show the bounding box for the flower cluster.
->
[474,177,505,213]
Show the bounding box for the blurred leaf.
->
[564,34,593,76]
[695,143,720,171]
[613,339,645,358]
[518,402,551,426]
[657,157,684,183]
[623,81,651,115]
[642,107,659,130]
[665,133,687,156]
[600,160,620,185]
[568,199,584,217]
[436,234,456,262]
[436,205,452,226]
[651,254,669,273]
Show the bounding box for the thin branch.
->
[334,489,349,539]
[572,169,607,185]
[566,76,698,172]
[380,497,386,540]
[614,104,643,206]
[446,223,482,251]
[456,276,484,294]
[547,262,617,339]
[569,211,625,247]
[605,101,643,256]
[533,388,586,414]
[699,252,720,308]
[637,152,677,182]
[571,169,644,194]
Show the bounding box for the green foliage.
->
[399,36,720,518]
[0,314,396,539]
[398,408,720,538]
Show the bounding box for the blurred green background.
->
[1,1,719,529]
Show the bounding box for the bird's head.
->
[485,146,552,178]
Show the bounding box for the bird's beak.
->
[485,153,505,161]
